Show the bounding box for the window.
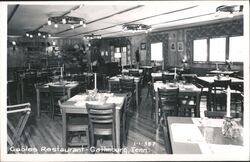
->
[209,37,226,62]
[229,36,244,62]
[151,42,163,61]
[193,39,207,61]
[193,36,243,63]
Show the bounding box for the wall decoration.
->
[177,42,184,51]
[170,42,176,51]
[140,43,146,50]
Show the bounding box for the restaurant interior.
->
[3,1,249,160]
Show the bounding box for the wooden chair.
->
[178,93,200,117]
[204,110,226,118]
[146,81,156,119]
[158,88,179,122]
[58,99,89,148]
[49,84,67,120]
[86,103,116,152]
[119,78,135,93]
[129,70,140,77]
[24,72,37,94]
[181,74,197,84]
[7,103,31,148]
[72,75,88,93]
[122,92,132,146]
[230,82,244,116]
[211,79,231,111]
[162,73,175,83]
[120,78,136,111]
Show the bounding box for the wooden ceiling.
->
[7,1,244,39]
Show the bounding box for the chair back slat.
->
[162,73,175,83]
[158,88,179,115]
[86,103,115,124]
[213,79,231,89]
[120,78,135,93]
[129,70,140,77]
[181,74,197,83]
[49,85,66,99]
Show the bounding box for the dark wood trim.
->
[8,5,19,24]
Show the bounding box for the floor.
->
[7,86,207,154]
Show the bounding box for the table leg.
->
[116,109,120,149]
[62,111,67,148]
[21,78,24,102]
[108,81,111,92]
[36,88,40,118]
[207,85,212,111]
[136,82,139,111]
[196,94,200,117]
[67,89,71,98]
[155,91,159,126]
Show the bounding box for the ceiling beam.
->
[66,5,199,38]
[8,5,19,24]
[55,5,144,35]
[83,12,216,38]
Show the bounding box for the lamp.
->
[25,31,51,39]
[83,33,102,40]
[48,16,86,29]
[122,24,152,33]
[215,5,243,18]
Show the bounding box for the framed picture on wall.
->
[170,42,176,51]
[177,42,184,51]
[141,43,146,50]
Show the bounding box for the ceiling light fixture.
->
[48,16,86,28]
[83,33,102,40]
[122,24,152,33]
[25,31,51,39]
[215,5,243,18]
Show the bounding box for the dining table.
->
[154,81,201,126]
[166,116,245,156]
[122,68,143,75]
[35,81,79,118]
[60,92,127,149]
[209,70,239,76]
[108,75,141,110]
[196,76,244,111]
